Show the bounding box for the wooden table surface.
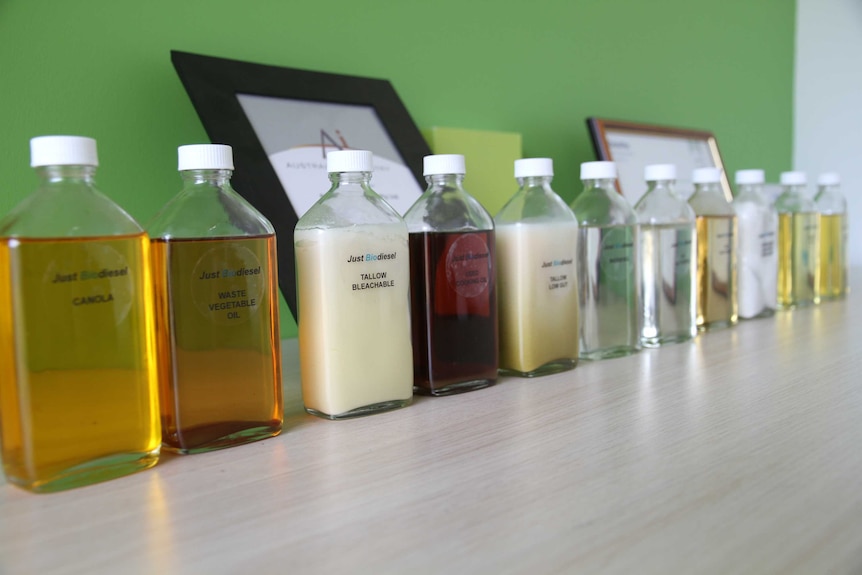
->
[2,272,861,574]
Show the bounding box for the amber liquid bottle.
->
[814,173,848,301]
[775,171,820,308]
[403,154,498,395]
[148,144,282,453]
[688,167,738,330]
[0,136,160,492]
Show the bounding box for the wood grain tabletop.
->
[1,271,860,574]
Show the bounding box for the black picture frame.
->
[587,117,732,205]
[171,50,431,320]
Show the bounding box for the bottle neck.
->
[582,178,616,193]
[693,182,723,196]
[517,175,553,190]
[646,179,675,195]
[426,173,465,191]
[36,165,97,184]
[329,171,372,187]
[180,169,233,188]
[781,184,807,197]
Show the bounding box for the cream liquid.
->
[496,222,579,375]
[295,225,413,418]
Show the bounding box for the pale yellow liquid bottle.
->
[148,145,282,452]
[0,136,160,492]
[688,167,738,330]
[495,158,579,376]
[776,171,820,308]
[814,172,848,300]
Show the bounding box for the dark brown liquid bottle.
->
[403,155,498,395]
[147,144,282,453]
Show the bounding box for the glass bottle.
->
[294,150,413,418]
[569,161,640,360]
[403,154,498,395]
[814,172,848,300]
[0,136,160,492]
[688,167,738,330]
[733,169,778,319]
[634,164,697,347]
[147,144,283,451]
[775,171,820,308]
[495,158,579,376]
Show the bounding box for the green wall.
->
[0,0,795,338]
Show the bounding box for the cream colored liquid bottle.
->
[294,150,412,419]
[495,158,579,376]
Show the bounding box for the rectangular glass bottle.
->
[819,213,847,299]
[295,150,413,418]
[148,145,282,452]
[695,215,739,329]
[776,172,820,308]
[404,154,498,394]
[0,136,160,492]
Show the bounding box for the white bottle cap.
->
[580,161,616,180]
[692,167,722,184]
[326,149,373,173]
[178,144,234,171]
[735,169,765,185]
[424,154,465,176]
[514,158,553,178]
[817,172,840,186]
[30,135,98,167]
[780,171,806,185]
[644,164,676,181]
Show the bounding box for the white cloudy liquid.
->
[496,222,579,375]
[735,202,778,318]
[294,225,413,418]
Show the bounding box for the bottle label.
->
[759,230,775,258]
[445,233,492,298]
[191,243,266,325]
[347,249,399,291]
[40,241,135,322]
[541,257,574,292]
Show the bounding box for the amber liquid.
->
[695,215,738,330]
[818,213,848,300]
[777,212,820,308]
[409,231,498,395]
[0,233,160,492]
[151,235,282,453]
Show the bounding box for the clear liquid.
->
[496,222,579,376]
[695,215,738,330]
[151,235,283,452]
[577,224,640,360]
[640,223,696,347]
[778,212,820,308]
[818,213,848,300]
[0,233,160,492]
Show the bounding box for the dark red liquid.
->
[409,230,498,395]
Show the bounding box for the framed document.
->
[172,50,431,319]
[587,117,732,205]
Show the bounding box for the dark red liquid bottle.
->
[403,155,498,395]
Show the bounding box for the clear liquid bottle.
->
[688,167,738,330]
[147,144,283,451]
[776,171,820,308]
[569,161,640,360]
[294,150,413,417]
[495,158,579,376]
[733,169,778,319]
[403,154,498,395]
[0,136,160,492]
[814,172,848,300]
[634,164,697,347]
